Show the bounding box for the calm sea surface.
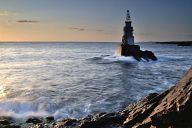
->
[0,42,191,119]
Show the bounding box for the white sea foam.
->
[101,55,138,64]
[91,53,185,65]
[0,97,105,120]
[0,97,51,119]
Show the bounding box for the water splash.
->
[114,45,122,57]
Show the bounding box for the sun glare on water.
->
[0,85,7,99]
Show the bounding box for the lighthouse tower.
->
[122,10,134,45]
[120,10,157,61]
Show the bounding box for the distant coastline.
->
[155,41,192,46]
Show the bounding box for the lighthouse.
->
[122,10,134,45]
[120,10,157,61]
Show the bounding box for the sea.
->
[0,42,191,120]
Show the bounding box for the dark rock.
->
[4,125,21,128]
[0,120,10,125]
[45,116,54,122]
[142,50,157,61]
[26,117,43,124]
[63,119,77,126]
[53,118,80,127]
[0,117,14,124]
[156,41,192,46]
[80,112,125,128]
[121,44,157,61]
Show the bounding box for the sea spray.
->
[114,45,122,56]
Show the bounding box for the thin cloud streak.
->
[69,27,85,31]
[17,20,40,23]
[69,27,104,32]
[0,10,17,16]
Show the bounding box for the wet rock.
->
[142,50,157,61]
[4,125,21,128]
[53,118,80,128]
[0,117,15,124]
[29,124,44,128]
[45,116,54,122]
[80,112,125,128]
[121,44,157,61]
[0,120,10,125]
[26,117,43,124]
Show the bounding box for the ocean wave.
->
[88,55,139,64]
[88,54,185,65]
[0,96,119,120]
[0,97,51,119]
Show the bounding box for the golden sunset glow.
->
[0,0,192,42]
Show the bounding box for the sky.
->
[0,0,192,42]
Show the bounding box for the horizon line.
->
[0,40,192,43]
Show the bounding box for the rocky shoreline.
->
[1,67,192,128]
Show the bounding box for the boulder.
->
[0,120,10,125]
[26,117,43,124]
[45,116,54,122]
[121,44,157,61]
[52,118,80,128]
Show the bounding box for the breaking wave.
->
[0,97,90,120]
[0,96,125,121]
[88,55,138,64]
[89,54,185,65]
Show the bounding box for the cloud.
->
[69,27,85,31]
[69,27,104,32]
[0,10,17,16]
[17,20,40,23]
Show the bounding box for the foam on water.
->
[93,52,186,64]
[89,55,139,64]
[0,97,88,120]
[89,52,186,65]
[0,97,51,119]
[0,96,123,120]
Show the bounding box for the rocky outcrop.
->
[0,67,191,128]
[121,44,158,61]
